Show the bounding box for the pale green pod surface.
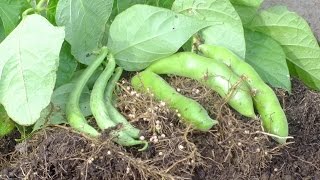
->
[90,54,148,150]
[105,67,141,139]
[199,44,288,143]
[66,47,110,137]
[131,70,217,131]
[146,52,255,118]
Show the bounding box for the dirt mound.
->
[261,79,320,179]
[0,77,319,179]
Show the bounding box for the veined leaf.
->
[0,14,65,126]
[56,0,113,64]
[0,0,30,35]
[47,0,59,25]
[108,4,212,71]
[229,0,263,25]
[250,6,320,91]
[55,42,78,88]
[51,83,92,117]
[32,103,67,133]
[245,29,291,91]
[172,0,246,58]
[33,81,92,133]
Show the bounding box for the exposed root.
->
[0,75,282,179]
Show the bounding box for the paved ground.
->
[262,0,320,41]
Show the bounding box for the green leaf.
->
[56,0,113,64]
[229,0,263,25]
[244,29,291,91]
[0,14,65,126]
[0,104,16,137]
[116,0,146,13]
[0,0,30,35]
[147,0,174,8]
[51,83,92,117]
[0,20,4,42]
[32,103,67,133]
[172,0,246,58]
[111,0,175,22]
[108,4,212,71]
[71,68,104,90]
[250,6,320,91]
[46,0,59,25]
[55,42,78,88]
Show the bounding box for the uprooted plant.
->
[0,0,319,162]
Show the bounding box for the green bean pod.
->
[66,47,109,137]
[105,67,141,139]
[90,54,147,151]
[199,44,289,143]
[146,52,255,118]
[131,70,218,131]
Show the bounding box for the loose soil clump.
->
[0,77,319,179]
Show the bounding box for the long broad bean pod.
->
[131,70,218,131]
[65,47,109,137]
[90,54,147,151]
[105,67,141,139]
[199,44,289,143]
[146,52,255,118]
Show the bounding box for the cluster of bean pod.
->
[66,47,148,151]
[131,44,289,144]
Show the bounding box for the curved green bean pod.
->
[131,70,218,131]
[66,47,109,137]
[147,52,255,118]
[199,44,289,143]
[105,67,141,138]
[91,54,147,151]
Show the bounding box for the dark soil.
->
[0,78,319,180]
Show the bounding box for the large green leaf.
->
[32,103,67,133]
[250,6,320,91]
[51,83,92,117]
[229,0,263,25]
[47,0,59,25]
[245,29,291,91]
[0,0,30,35]
[108,4,212,71]
[55,42,78,88]
[0,14,65,126]
[172,0,246,58]
[56,0,113,64]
